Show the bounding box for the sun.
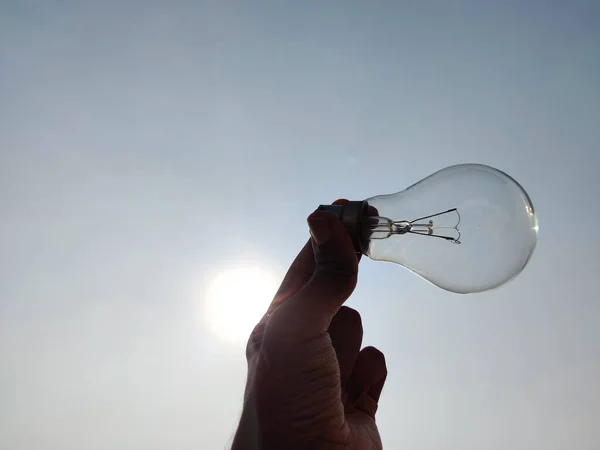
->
[204,266,279,344]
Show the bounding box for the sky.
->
[1,1,599,449]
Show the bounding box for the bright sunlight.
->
[205,266,279,344]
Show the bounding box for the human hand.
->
[232,200,387,450]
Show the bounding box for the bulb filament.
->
[368,208,461,244]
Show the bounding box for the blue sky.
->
[1,2,599,449]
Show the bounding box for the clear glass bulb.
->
[363,164,538,293]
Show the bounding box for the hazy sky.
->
[1,2,599,449]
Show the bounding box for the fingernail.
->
[307,217,332,246]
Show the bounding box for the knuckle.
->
[246,322,266,360]
[314,257,357,287]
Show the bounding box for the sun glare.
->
[205,266,279,344]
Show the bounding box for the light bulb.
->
[319,164,538,294]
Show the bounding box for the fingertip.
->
[362,346,387,402]
[332,199,349,206]
[361,345,386,360]
[329,306,363,341]
[334,306,363,329]
[349,345,388,407]
[307,209,338,222]
[306,210,355,251]
[361,346,387,372]
[353,346,387,383]
[307,208,352,232]
[367,205,379,217]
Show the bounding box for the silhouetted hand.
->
[232,200,387,450]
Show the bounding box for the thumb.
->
[275,210,359,335]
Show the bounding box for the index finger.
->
[266,199,350,316]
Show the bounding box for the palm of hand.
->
[243,301,386,450]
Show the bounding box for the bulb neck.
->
[317,200,370,254]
